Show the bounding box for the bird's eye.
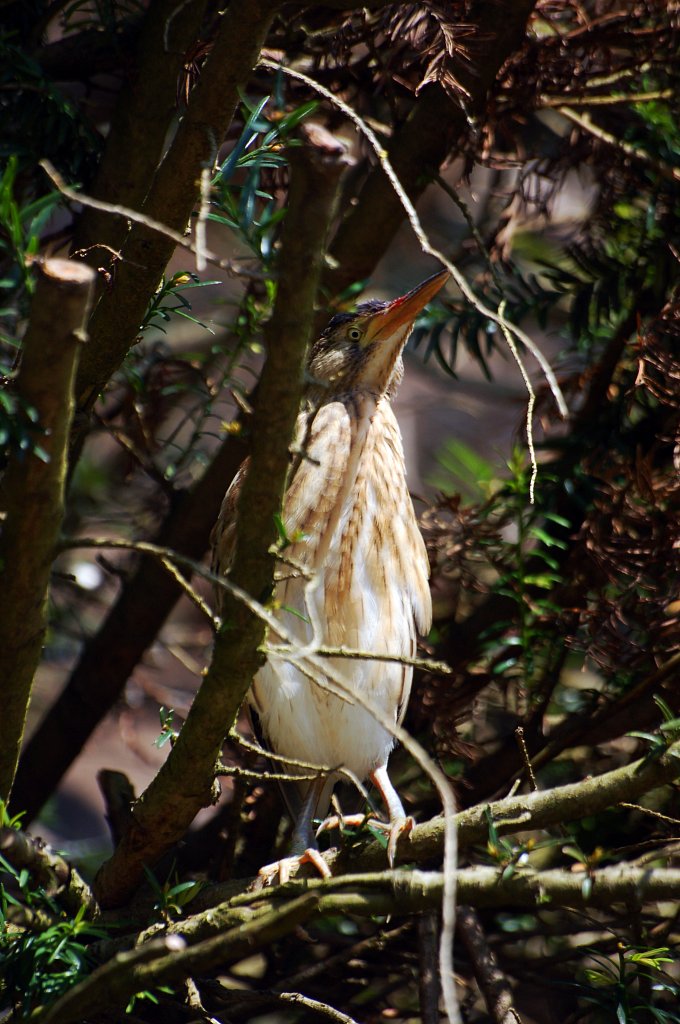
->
[347,326,362,342]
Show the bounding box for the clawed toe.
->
[387,815,414,866]
[256,847,331,887]
[316,812,370,837]
[316,811,414,865]
[366,815,414,866]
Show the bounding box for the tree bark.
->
[0,259,95,801]
[71,0,209,267]
[9,432,245,822]
[72,0,283,429]
[93,130,352,908]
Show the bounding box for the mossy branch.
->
[0,828,97,919]
[91,131,352,910]
[40,862,680,1023]
[0,258,95,801]
[331,737,680,874]
[35,896,319,1024]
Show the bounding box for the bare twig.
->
[515,726,538,793]
[557,106,680,183]
[277,992,361,1024]
[60,534,451,675]
[540,89,672,107]
[259,59,568,451]
[42,161,252,279]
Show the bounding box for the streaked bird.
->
[212,269,449,877]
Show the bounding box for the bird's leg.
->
[257,775,331,886]
[369,764,414,866]
[316,765,414,866]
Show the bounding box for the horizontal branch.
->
[61,862,680,1022]
[324,739,680,875]
[245,862,680,914]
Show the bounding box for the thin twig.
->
[557,106,680,183]
[59,535,452,675]
[269,642,452,675]
[259,58,568,429]
[278,992,361,1024]
[515,726,538,793]
[157,556,219,627]
[40,160,258,279]
[540,89,672,108]
[620,803,680,828]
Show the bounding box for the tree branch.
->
[323,0,538,296]
[70,0,209,268]
[10,432,246,823]
[0,258,95,801]
[72,0,282,429]
[47,862,680,1024]
[0,828,97,919]
[457,905,519,1024]
[310,739,680,877]
[37,896,318,1024]
[91,130,352,909]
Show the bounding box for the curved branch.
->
[92,131,352,910]
[38,896,317,1024]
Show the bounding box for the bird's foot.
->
[316,812,414,865]
[255,847,331,888]
[315,812,373,837]
[368,815,415,866]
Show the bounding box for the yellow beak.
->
[364,269,449,344]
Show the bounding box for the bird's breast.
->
[249,395,431,779]
[282,395,431,647]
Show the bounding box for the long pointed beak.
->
[364,268,449,343]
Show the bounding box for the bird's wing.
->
[210,457,249,611]
[210,402,353,608]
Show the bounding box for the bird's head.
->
[307,269,449,401]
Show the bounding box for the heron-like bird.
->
[212,269,449,877]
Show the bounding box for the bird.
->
[211,268,449,879]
